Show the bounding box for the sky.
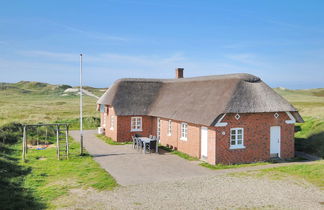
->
[0,0,324,89]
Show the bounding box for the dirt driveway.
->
[70,130,214,186]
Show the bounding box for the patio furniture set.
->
[132,135,159,154]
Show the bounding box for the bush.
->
[0,122,22,144]
[55,117,100,130]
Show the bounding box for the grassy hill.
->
[274,88,324,158]
[0,81,106,128]
[274,87,324,120]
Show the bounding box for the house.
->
[97,68,303,165]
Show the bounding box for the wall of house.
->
[116,115,154,142]
[100,107,295,164]
[158,118,205,159]
[103,106,118,141]
[215,112,295,164]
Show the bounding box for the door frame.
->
[157,118,161,140]
[200,126,208,160]
[270,126,281,158]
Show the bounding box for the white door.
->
[270,126,281,157]
[201,127,208,159]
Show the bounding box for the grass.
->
[294,117,324,158]
[159,145,199,161]
[275,88,324,158]
[236,161,324,189]
[0,137,117,209]
[0,81,100,127]
[200,161,269,170]
[96,134,132,145]
[274,87,324,120]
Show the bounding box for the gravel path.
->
[56,174,324,210]
[63,130,324,209]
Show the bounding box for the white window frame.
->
[167,120,172,136]
[180,122,188,141]
[131,117,142,132]
[157,118,161,139]
[230,128,245,149]
[110,115,115,130]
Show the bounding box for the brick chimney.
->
[175,68,184,79]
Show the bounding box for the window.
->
[180,123,188,140]
[167,120,172,136]
[110,115,115,130]
[131,117,142,131]
[99,104,105,113]
[230,128,245,149]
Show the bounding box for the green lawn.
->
[0,138,117,209]
[200,161,269,170]
[236,161,324,190]
[96,134,132,145]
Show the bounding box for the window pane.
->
[237,129,242,134]
[231,130,236,135]
[237,135,242,140]
[231,135,236,140]
[231,140,236,145]
[238,140,242,145]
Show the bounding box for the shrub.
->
[0,122,22,144]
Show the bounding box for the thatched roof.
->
[97,73,303,126]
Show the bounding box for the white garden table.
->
[138,137,158,154]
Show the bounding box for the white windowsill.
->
[180,137,187,141]
[131,129,142,132]
[230,145,246,150]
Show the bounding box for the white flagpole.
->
[80,53,84,155]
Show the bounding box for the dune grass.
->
[0,138,117,209]
[0,81,100,127]
[274,88,324,120]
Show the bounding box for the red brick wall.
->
[158,118,204,158]
[116,115,154,142]
[215,112,294,164]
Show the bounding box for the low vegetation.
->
[200,161,269,170]
[0,134,117,209]
[236,161,324,190]
[56,117,100,130]
[96,134,132,145]
[159,145,199,161]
